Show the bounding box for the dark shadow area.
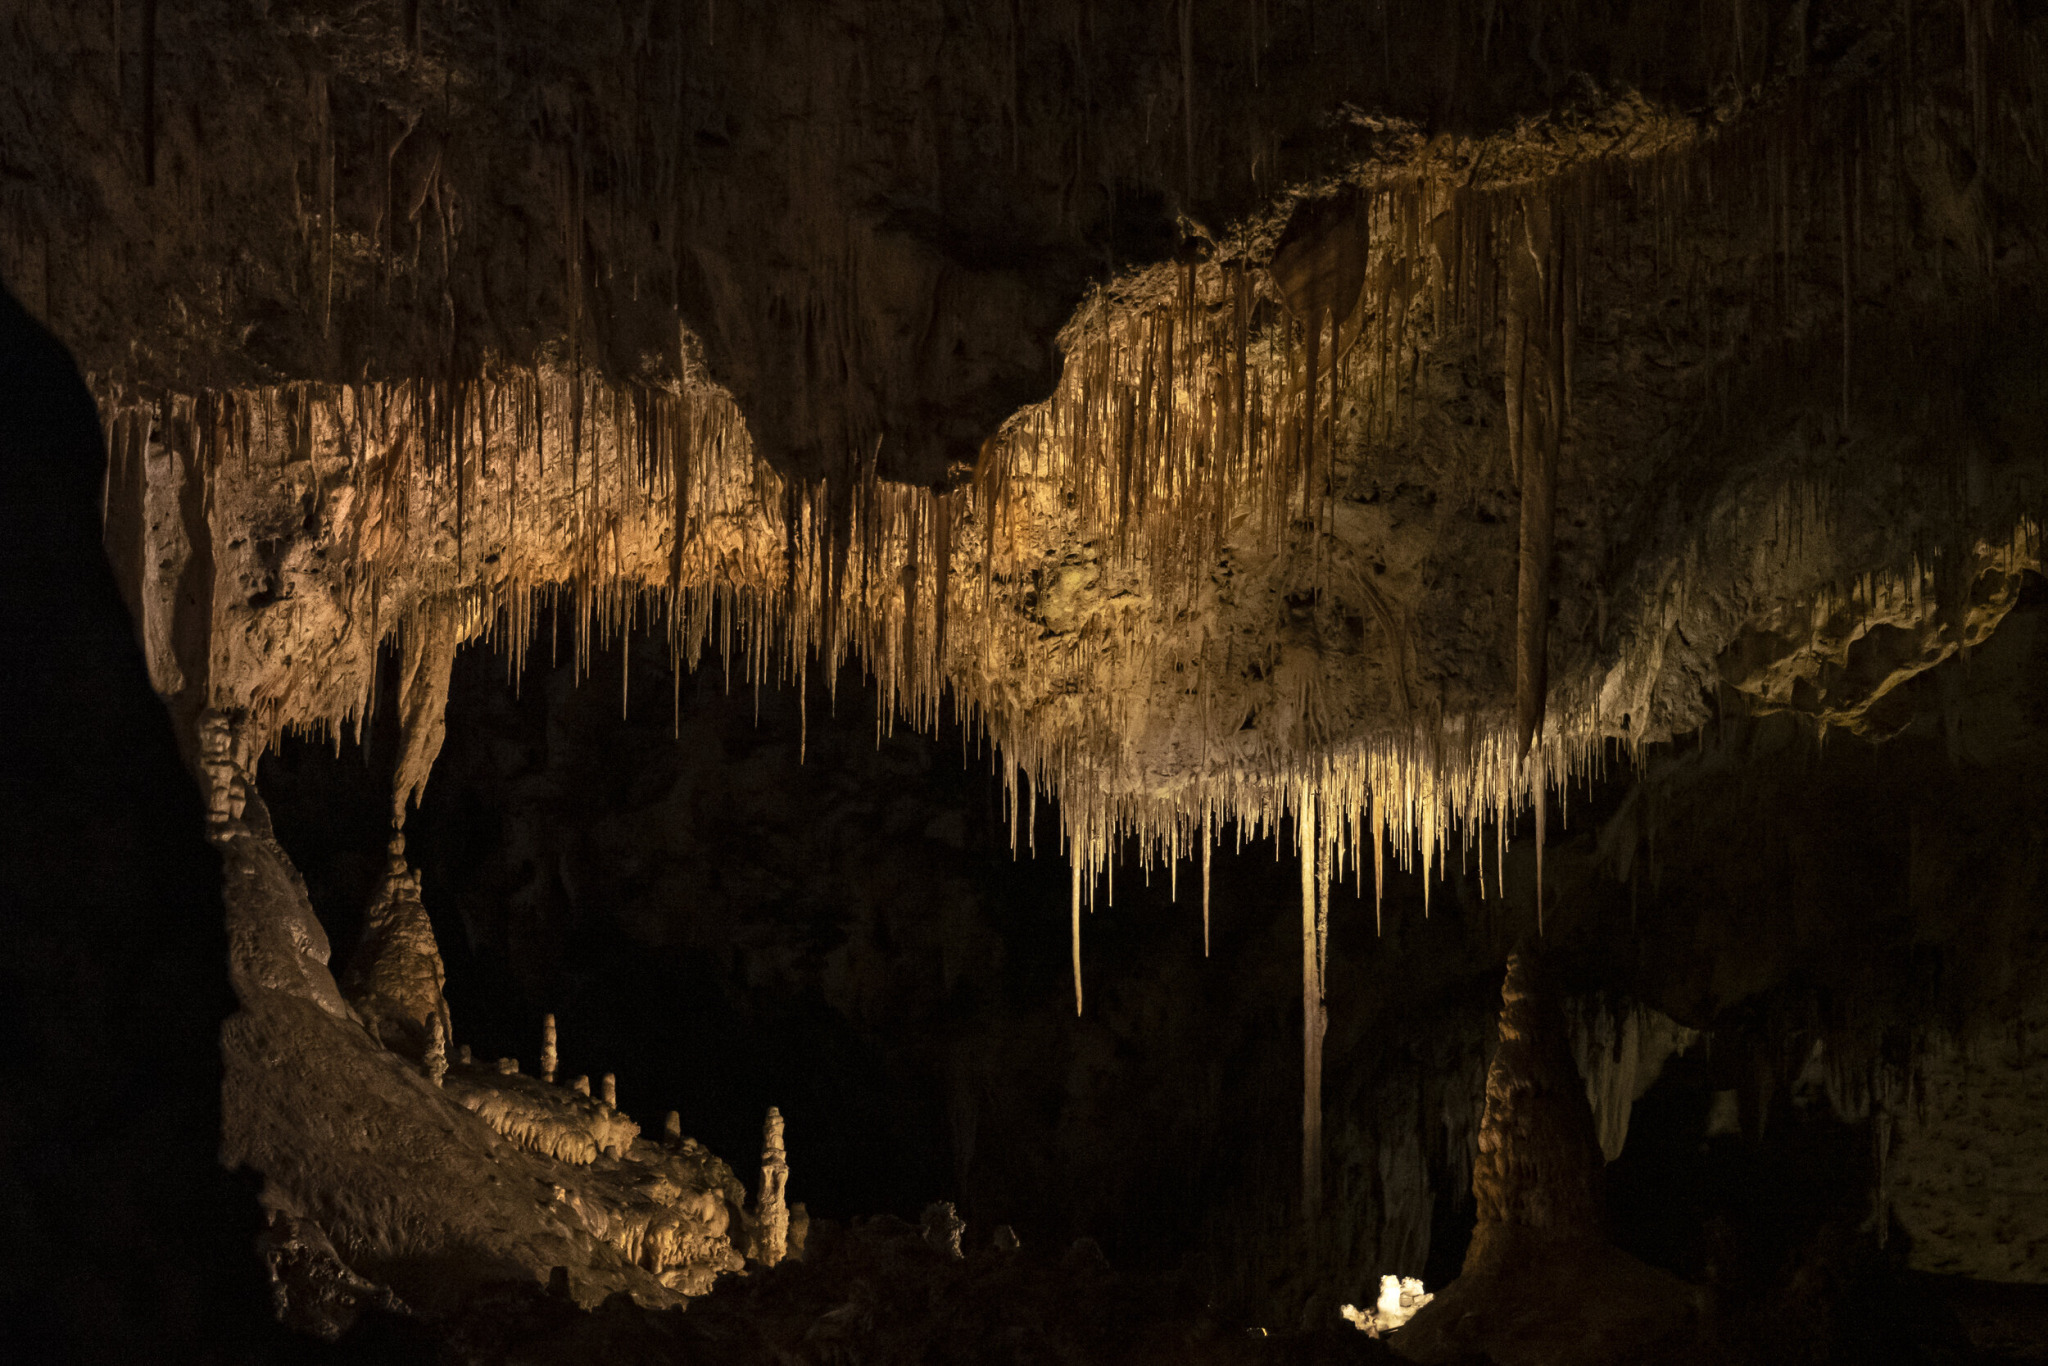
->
[0,284,274,1361]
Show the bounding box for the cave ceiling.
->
[8,0,2044,891]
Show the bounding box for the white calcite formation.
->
[1341,1275,1432,1336]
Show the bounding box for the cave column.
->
[1301,781,1328,1221]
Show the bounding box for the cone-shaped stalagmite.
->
[1394,950,1699,1365]
[1464,949,1604,1268]
[340,835,453,1066]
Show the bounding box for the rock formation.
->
[1395,951,1703,1366]
[756,1107,791,1268]
[215,760,747,1315]
[1465,951,1607,1266]
[9,0,2048,1354]
[921,1201,966,1262]
[339,836,453,1066]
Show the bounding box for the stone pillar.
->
[540,1014,557,1084]
[757,1107,790,1267]
[600,1073,616,1108]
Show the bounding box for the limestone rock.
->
[755,1107,791,1267]
[339,839,453,1066]
[1395,952,1704,1366]
[921,1201,965,1261]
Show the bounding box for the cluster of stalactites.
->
[95,31,2045,944]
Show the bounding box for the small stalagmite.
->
[921,1201,965,1260]
[540,1013,558,1084]
[423,1014,448,1088]
[600,1073,617,1108]
[756,1107,790,1267]
[571,1075,590,1096]
[664,1111,682,1142]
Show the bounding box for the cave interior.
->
[5,1,2048,1363]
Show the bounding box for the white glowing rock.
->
[1340,1275,1432,1336]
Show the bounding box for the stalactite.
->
[1071,855,1084,1017]
[1201,816,1212,957]
[92,48,2040,1065]
[140,0,157,187]
[1300,781,1325,1222]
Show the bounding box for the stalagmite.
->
[921,1201,965,1260]
[540,1013,558,1084]
[600,1073,617,1108]
[1466,951,1602,1267]
[341,836,455,1066]
[757,1107,790,1267]
[1398,951,1701,1361]
[423,1013,447,1088]
[664,1110,682,1142]
[571,1075,590,1096]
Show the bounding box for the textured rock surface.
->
[1393,954,1702,1366]
[342,840,454,1064]
[16,0,2037,887]
[12,0,2048,1355]
[1893,992,2048,1283]
[1466,952,1606,1260]
[215,747,749,1315]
